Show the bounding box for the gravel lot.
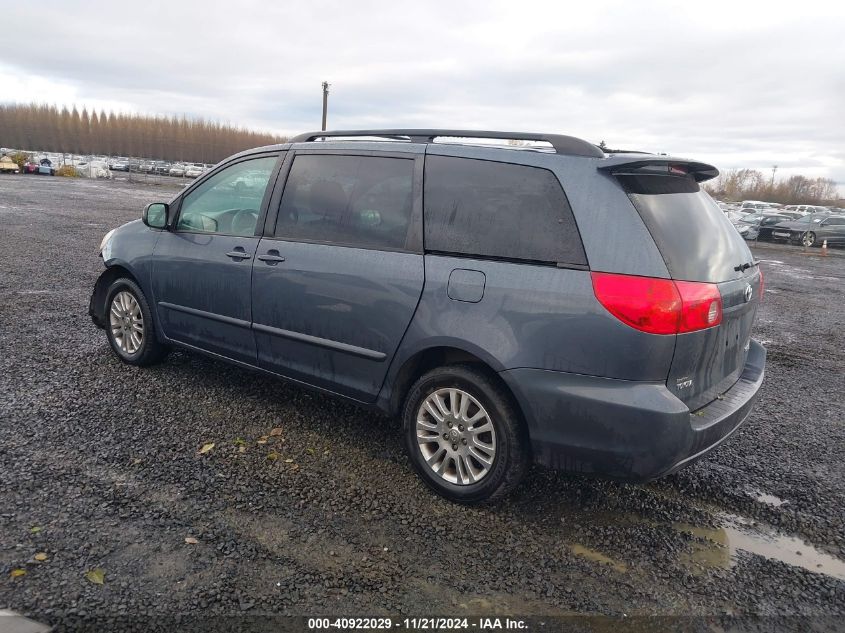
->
[1,176,844,629]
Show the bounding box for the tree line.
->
[704,168,839,205]
[0,103,288,163]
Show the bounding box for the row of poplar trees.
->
[0,103,288,163]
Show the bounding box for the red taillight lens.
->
[674,281,723,332]
[590,273,682,334]
[591,272,722,335]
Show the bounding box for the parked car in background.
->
[184,164,204,178]
[89,128,766,503]
[139,162,156,173]
[733,213,791,241]
[77,160,111,179]
[154,162,172,176]
[110,159,129,172]
[725,210,748,223]
[37,158,54,175]
[740,200,774,211]
[771,213,844,247]
[0,155,20,174]
[169,164,186,177]
[0,156,21,174]
[782,204,828,216]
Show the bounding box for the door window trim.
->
[261,149,424,253]
[168,151,285,238]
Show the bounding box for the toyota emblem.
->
[744,284,753,303]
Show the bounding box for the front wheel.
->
[403,365,529,504]
[802,231,817,247]
[104,278,169,366]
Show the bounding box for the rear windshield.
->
[619,174,754,283]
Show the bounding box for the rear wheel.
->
[802,231,817,247]
[403,365,529,504]
[104,278,168,366]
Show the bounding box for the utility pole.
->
[321,81,330,131]
[771,165,778,189]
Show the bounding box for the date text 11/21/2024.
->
[307,617,528,630]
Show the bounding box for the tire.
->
[104,278,169,366]
[402,364,529,504]
[802,231,817,247]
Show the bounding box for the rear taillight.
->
[674,281,723,332]
[591,272,722,335]
[758,268,764,303]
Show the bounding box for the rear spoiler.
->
[598,155,719,183]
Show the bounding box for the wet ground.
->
[0,176,843,628]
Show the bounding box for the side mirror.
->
[143,202,169,229]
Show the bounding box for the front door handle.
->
[226,249,251,260]
[257,252,286,263]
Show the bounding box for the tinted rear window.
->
[620,174,753,282]
[424,156,587,266]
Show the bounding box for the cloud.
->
[1,0,843,188]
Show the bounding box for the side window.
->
[275,154,414,250]
[176,156,278,236]
[423,156,587,266]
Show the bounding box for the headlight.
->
[99,229,116,255]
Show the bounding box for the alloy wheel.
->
[415,388,497,485]
[109,290,144,355]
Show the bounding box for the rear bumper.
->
[500,340,766,481]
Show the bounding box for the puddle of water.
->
[569,544,628,573]
[753,492,788,508]
[675,516,845,581]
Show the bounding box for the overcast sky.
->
[2,1,843,189]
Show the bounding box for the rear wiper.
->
[734,262,754,272]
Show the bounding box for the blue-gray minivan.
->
[89,130,766,503]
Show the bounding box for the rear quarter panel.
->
[393,256,676,380]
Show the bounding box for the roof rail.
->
[290,129,604,158]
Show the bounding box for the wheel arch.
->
[88,263,141,329]
[383,344,525,430]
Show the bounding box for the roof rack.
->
[290,129,605,158]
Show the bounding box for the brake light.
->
[674,281,723,332]
[591,272,722,335]
[758,268,764,303]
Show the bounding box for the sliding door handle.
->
[257,253,286,263]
